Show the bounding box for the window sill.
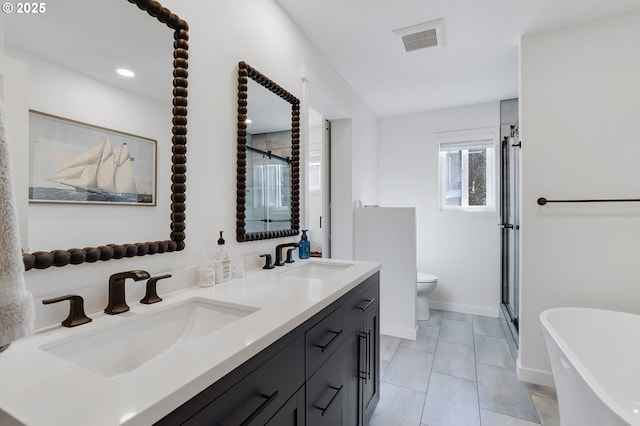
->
[433,207,499,217]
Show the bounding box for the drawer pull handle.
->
[240,390,279,426]
[315,330,342,352]
[356,298,375,312]
[316,385,344,416]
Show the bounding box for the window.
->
[438,129,496,211]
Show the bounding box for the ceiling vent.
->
[393,18,445,53]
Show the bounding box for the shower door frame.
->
[500,124,520,341]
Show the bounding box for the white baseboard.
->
[381,322,417,340]
[429,300,499,318]
[516,358,555,387]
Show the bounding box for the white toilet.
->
[417,272,438,320]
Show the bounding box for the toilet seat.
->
[417,272,437,283]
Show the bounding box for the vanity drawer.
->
[343,275,378,337]
[306,343,346,425]
[306,306,343,379]
[185,335,304,425]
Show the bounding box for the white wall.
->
[0,56,28,249]
[355,207,417,339]
[303,83,379,259]
[351,104,379,210]
[0,13,4,55]
[378,102,501,317]
[330,119,354,259]
[307,123,323,253]
[2,0,378,328]
[519,11,640,385]
[163,0,378,263]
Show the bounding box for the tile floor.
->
[370,310,560,426]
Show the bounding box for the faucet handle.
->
[140,274,172,305]
[285,248,296,264]
[260,253,274,269]
[42,295,92,327]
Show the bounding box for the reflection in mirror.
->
[3,0,189,270]
[245,79,292,233]
[237,62,300,242]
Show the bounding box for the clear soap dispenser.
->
[299,230,311,259]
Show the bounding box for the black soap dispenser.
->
[298,230,310,259]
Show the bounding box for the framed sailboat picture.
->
[28,111,157,206]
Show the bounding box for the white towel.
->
[0,98,34,349]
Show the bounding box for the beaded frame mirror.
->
[22,0,189,270]
[236,61,300,242]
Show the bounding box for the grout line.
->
[481,408,542,426]
[419,310,440,426]
[472,316,483,426]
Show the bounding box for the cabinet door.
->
[346,310,379,426]
[344,331,363,426]
[343,275,380,426]
[362,307,380,424]
[306,344,346,426]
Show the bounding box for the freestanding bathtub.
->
[540,308,640,426]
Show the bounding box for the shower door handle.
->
[499,223,514,229]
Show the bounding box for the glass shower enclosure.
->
[245,131,292,233]
[500,123,520,341]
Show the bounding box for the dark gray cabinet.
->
[343,275,380,426]
[156,272,379,426]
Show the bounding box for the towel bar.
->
[537,197,640,205]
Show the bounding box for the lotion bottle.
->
[214,231,231,283]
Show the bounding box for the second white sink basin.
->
[40,298,258,377]
[277,261,353,280]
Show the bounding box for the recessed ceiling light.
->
[116,68,135,78]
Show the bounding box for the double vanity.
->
[0,259,381,425]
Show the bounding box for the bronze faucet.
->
[274,242,300,266]
[104,270,150,315]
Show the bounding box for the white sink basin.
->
[40,298,258,377]
[277,261,353,280]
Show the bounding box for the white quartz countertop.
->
[0,259,381,426]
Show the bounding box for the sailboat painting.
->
[29,111,156,205]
